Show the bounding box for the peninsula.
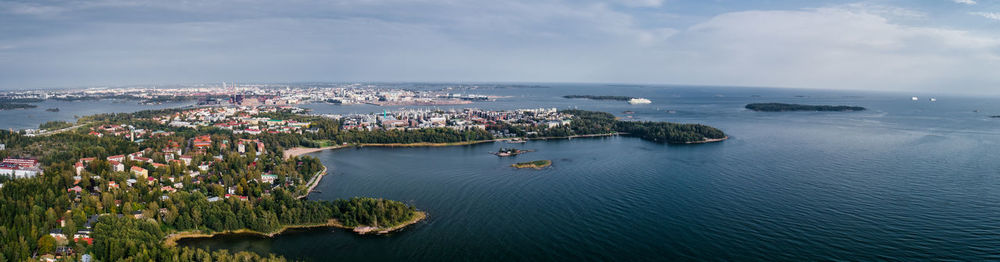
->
[745,103,866,112]
[0,104,724,261]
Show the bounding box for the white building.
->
[0,158,42,179]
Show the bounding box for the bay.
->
[166,84,1000,260]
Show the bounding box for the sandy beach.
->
[283,145,349,159]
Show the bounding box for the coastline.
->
[283,133,724,158]
[296,165,328,199]
[281,132,625,158]
[162,147,428,248]
[163,211,428,246]
[283,145,349,159]
[163,219,343,247]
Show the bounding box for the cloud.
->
[970,12,1000,20]
[619,0,665,8]
[649,5,1000,93]
[1,1,1000,94]
[953,0,977,5]
[0,2,68,17]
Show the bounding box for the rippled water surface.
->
[0,99,194,130]
[179,85,1000,261]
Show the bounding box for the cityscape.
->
[2,0,999,261]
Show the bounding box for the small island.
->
[563,95,633,101]
[493,147,533,157]
[512,160,552,169]
[745,103,866,112]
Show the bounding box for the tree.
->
[37,235,55,254]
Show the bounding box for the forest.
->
[0,122,417,261]
[497,109,727,144]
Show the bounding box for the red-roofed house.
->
[193,135,212,148]
[128,152,144,161]
[107,155,125,162]
[131,166,148,178]
[74,162,86,176]
[109,160,124,172]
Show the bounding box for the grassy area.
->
[39,120,74,131]
[512,160,552,169]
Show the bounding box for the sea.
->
[51,84,1000,261]
[0,99,195,131]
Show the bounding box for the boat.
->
[627,98,652,104]
[929,98,937,102]
[911,96,918,101]
[45,108,60,112]
[623,110,635,114]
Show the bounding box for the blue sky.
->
[1,0,999,93]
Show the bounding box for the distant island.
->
[512,160,552,169]
[0,103,37,110]
[745,103,866,112]
[563,95,633,101]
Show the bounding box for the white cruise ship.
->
[628,98,652,104]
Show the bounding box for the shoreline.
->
[163,211,428,246]
[283,133,725,158]
[283,145,349,159]
[281,133,625,158]
[296,165,328,199]
[163,219,342,247]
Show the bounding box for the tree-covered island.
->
[745,103,866,112]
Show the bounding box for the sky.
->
[1,0,1000,94]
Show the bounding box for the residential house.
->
[130,166,148,178]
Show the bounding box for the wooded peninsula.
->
[0,105,725,261]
